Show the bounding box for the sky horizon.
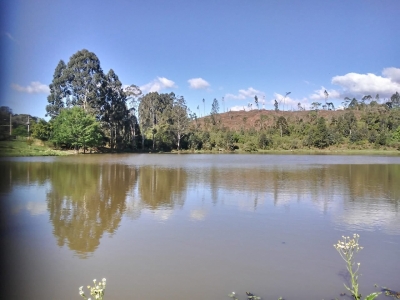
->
[1,0,399,119]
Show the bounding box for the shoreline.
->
[1,139,399,157]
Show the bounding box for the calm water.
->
[1,154,400,300]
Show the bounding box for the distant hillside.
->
[196,109,363,131]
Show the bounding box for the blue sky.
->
[1,0,399,119]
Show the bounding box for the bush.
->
[258,133,272,149]
[242,141,258,152]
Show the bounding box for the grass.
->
[0,138,74,157]
[1,138,399,157]
[177,147,400,155]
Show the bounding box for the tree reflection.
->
[0,161,51,193]
[2,158,400,254]
[46,163,138,257]
[138,166,187,210]
[195,164,400,211]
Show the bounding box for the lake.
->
[1,154,399,300]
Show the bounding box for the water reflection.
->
[1,158,400,258]
[46,163,137,257]
[138,166,187,210]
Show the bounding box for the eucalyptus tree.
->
[362,95,372,105]
[139,92,158,149]
[311,102,321,111]
[104,69,129,149]
[210,98,219,125]
[138,92,175,150]
[46,60,68,118]
[64,49,107,116]
[170,96,190,150]
[324,90,334,110]
[47,49,107,119]
[124,84,142,149]
[254,95,259,110]
[391,92,400,108]
[274,99,279,112]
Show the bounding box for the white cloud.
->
[225,87,264,100]
[11,81,49,94]
[188,77,210,89]
[332,68,400,97]
[382,67,400,83]
[190,209,207,221]
[228,92,309,111]
[271,93,309,110]
[230,105,250,111]
[140,77,176,93]
[309,87,341,100]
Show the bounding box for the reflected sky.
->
[1,154,399,300]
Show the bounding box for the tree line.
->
[4,49,400,152]
[31,49,191,152]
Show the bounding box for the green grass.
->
[0,139,73,157]
[1,138,399,157]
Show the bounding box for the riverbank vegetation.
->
[0,138,73,156]
[1,49,400,155]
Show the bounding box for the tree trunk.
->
[132,123,136,149]
[152,131,155,150]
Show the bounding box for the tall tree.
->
[391,92,400,108]
[125,84,142,149]
[104,69,128,149]
[254,95,259,110]
[64,49,106,115]
[210,98,219,125]
[274,99,279,112]
[139,92,174,150]
[276,116,288,137]
[311,102,321,111]
[46,60,68,118]
[170,96,189,150]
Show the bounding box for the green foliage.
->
[12,125,27,137]
[243,141,258,152]
[170,96,190,150]
[258,132,272,149]
[52,107,103,152]
[31,119,51,141]
[188,132,202,150]
[46,60,67,118]
[307,117,333,148]
[275,116,289,137]
[392,125,400,143]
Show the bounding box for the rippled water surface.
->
[1,154,400,300]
